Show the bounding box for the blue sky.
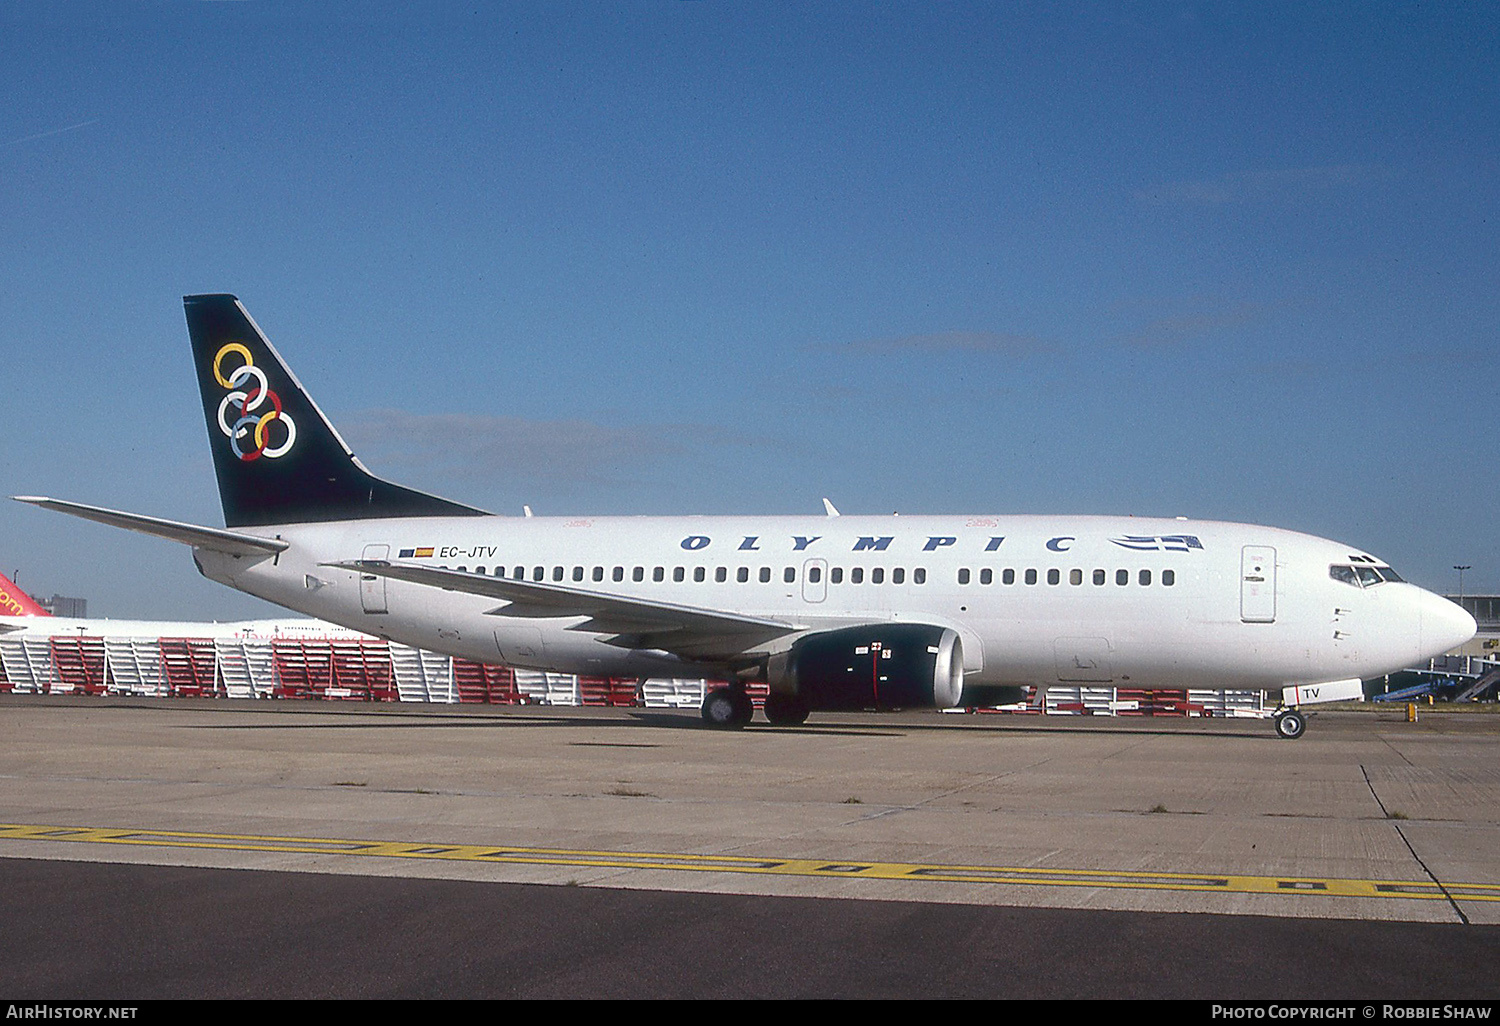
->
[1,1,1495,618]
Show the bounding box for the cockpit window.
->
[1330,565,1359,586]
[1331,563,1403,587]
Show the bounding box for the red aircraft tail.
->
[0,572,51,617]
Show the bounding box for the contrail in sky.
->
[7,119,99,146]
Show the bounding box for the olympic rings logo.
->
[212,343,298,461]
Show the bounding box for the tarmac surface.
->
[2,695,1499,998]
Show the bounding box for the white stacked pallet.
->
[0,638,52,693]
[214,639,254,699]
[1045,686,1116,716]
[103,638,166,696]
[513,670,579,706]
[642,678,707,708]
[390,645,457,703]
[1189,689,1268,717]
[214,639,278,699]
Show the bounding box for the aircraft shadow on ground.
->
[144,702,1271,740]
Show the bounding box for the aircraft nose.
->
[1419,590,1477,658]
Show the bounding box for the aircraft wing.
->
[325,559,804,661]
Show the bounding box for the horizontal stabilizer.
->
[12,496,289,557]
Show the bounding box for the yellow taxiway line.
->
[2,821,1495,903]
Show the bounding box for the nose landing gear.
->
[1273,707,1306,739]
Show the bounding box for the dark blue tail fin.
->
[184,294,488,528]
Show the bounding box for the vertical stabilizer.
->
[0,572,51,616]
[184,294,489,527]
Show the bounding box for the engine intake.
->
[780,623,965,710]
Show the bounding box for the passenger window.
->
[613,567,624,582]
[458,566,467,574]
[1025,569,1037,585]
[893,568,905,584]
[851,568,864,584]
[1140,569,1152,586]
[871,568,884,584]
[1163,570,1175,586]
[784,567,796,584]
[475,566,485,576]
[1093,569,1106,585]
[759,567,771,583]
[533,566,544,581]
[653,567,665,582]
[1047,569,1060,585]
[914,568,926,584]
[593,567,604,582]
[831,567,844,584]
[809,566,822,583]
[958,568,971,585]
[980,569,992,585]
[553,566,564,582]
[633,567,644,582]
[573,566,584,582]
[673,567,685,582]
[737,567,750,583]
[1070,569,1083,585]
[1002,569,1015,585]
[514,566,524,579]
[716,567,727,583]
[694,567,706,582]
[1116,569,1128,586]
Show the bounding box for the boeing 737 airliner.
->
[15,295,1476,737]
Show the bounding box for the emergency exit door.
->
[802,558,828,603]
[1240,545,1276,623]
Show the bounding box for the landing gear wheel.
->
[763,693,810,726]
[1274,709,1306,740]
[701,688,752,729]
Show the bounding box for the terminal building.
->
[1450,595,1500,656]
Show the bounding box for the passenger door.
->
[1240,545,1276,623]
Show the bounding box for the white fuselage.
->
[190,512,1475,692]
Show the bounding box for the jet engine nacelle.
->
[773,623,965,710]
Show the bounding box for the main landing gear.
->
[701,686,754,728]
[1273,707,1307,740]
[700,687,812,728]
